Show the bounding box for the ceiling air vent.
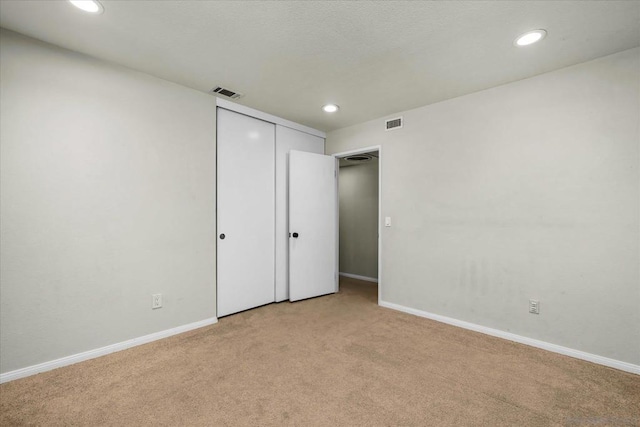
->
[385,116,403,131]
[345,154,373,163]
[211,86,243,100]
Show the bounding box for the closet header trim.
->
[216,98,326,139]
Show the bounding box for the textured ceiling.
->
[1,1,638,132]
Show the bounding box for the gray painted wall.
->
[339,160,379,279]
[0,30,217,374]
[327,48,640,365]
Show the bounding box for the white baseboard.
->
[379,300,639,375]
[0,317,218,384]
[339,272,378,283]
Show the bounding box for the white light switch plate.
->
[385,217,391,227]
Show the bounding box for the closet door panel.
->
[217,108,275,317]
[274,126,324,302]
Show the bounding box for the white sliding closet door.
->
[274,126,324,302]
[217,108,275,317]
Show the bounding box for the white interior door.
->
[274,126,325,302]
[289,150,338,302]
[217,108,275,317]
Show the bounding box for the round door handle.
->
[292,232,299,238]
[219,233,225,239]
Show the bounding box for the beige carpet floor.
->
[1,277,639,426]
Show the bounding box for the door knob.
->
[219,233,225,239]
[292,232,299,238]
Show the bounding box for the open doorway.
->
[333,146,382,305]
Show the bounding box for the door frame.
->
[332,145,382,305]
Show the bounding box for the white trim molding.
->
[339,272,378,283]
[0,317,218,384]
[216,98,326,139]
[379,301,640,375]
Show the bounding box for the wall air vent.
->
[385,116,403,131]
[210,86,243,100]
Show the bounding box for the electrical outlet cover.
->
[152,294,162,309]
[529,299,539,314]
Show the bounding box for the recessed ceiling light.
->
[322,104,339,113]
[514,29,547,46]
[69,0,104,14]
